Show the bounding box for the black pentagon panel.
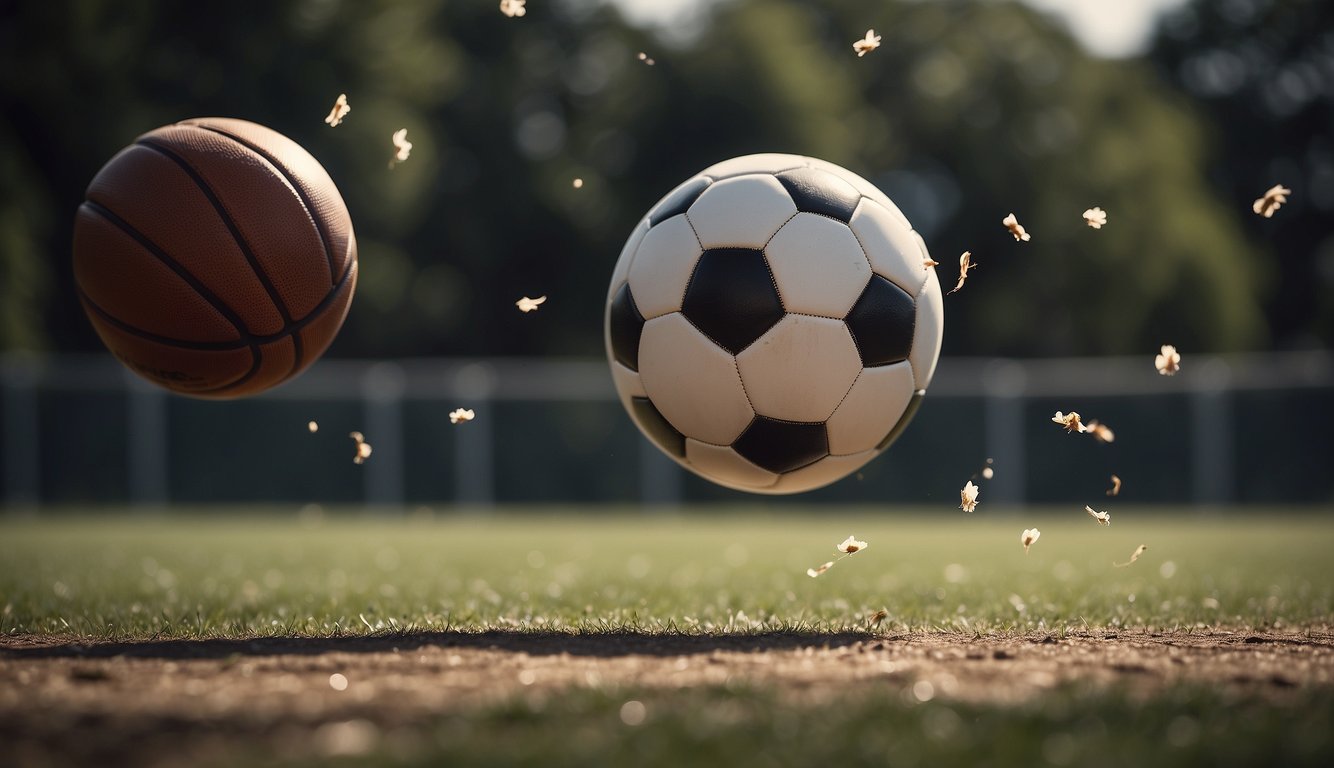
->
[631,397,686,458]
[875,391,925,451]
[846,274,917,367]
[682,248,785,354]
[649,177,711,226]
[733,417,828,474]
[607,283,645,371]
[775,167,862,223]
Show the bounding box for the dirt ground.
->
[3,629,1332,767]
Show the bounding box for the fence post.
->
[125,372,169,507]
[453,363,496,508]
[638,441,682,508]
[1,356,41,513]
[361,362,406,510]
[1189,357,1233,505]
[982,359,1028,506]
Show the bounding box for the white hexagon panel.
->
[736,315,862,424]
[700,154,806,179]
[638,313,754,446]
[685,439,779,491]
[770,451,879,494]
[909,231,945,391]
[687,175,797,248]
[765,213,871,318]
[825,362,916,456]
[848,198,928,297]
[626,214,702,320]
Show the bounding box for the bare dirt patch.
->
[3,629,1332,766]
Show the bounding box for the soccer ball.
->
[604,154,943,494]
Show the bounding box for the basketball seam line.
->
[196,344,264,396]
[134,138,305,377]
[75,259,356,352]
[79,283,242,351]
[186,122,343,286]
[80,201,253,342]
[188,344,262,394]
[76,288,263,396]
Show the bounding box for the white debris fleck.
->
[1021,528,1040,554]
[516,295,547,313]
[853,29,881,57]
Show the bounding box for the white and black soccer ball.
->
[605,154,944,494]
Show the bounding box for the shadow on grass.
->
[0,629,882,660]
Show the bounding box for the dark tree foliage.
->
[0,0,1280,359]
[1150,0,1334,348]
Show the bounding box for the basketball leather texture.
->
[73,117,358,398]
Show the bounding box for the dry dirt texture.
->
[3,629,1333,766]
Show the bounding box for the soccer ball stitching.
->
[607,154,939,493]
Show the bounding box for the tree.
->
[1150,0,1334,349]
[0,0,1272,359]
[672,0,1266,355]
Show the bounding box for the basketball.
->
[72,117,358,398]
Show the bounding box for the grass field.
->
[4,508,1332,636]
[3,508,1333,766]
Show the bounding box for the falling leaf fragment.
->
[1002,212,1031,242]
[516,295,547,313]
[1114,544,1148,568]
[349,432,373,464]
[387,128,413,169]
[1106,474,1122,497]
[809,535,870,577]
[838,535,868,554]
[324,93,350,127]
[637,51,656,66]
[1252,184,1291,218]
[1085,419,1115,444]
[1084,505,1111,526]
[960,480,980,513]
[1082,206,1107,229]
[307,420,319,434]
[1021,528,1041,554]
[948,251,976,294]
[853,29,881,57]
[499,0,526,18]
[1155,344,1181,376]
[1052,411,1087,433]
[449,408,475,424]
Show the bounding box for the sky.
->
[608,0,1191,58]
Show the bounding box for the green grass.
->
[263,684,1334,768]
[4,509,1333,767]
[2,507,1331,638]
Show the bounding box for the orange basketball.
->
[73,118,358,398]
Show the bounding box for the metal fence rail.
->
[2,350,1331,509]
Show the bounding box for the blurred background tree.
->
[1150,0,1334,350]
[0,0,1324,359]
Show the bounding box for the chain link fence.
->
[2,351,1331,510]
